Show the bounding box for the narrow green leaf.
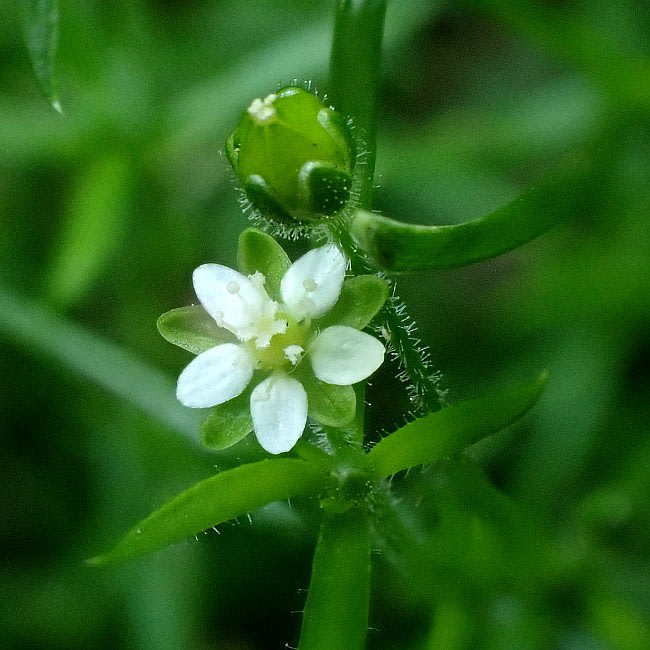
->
[200,391,253,450]
[368,374,547,478]
[89,459,328,565]
[45,154,130,307]
[0,282,202,447]
[316,275,389,330]
[237,227,291,299]
[350,158,590,272]
[19,0,61,111]
[298,507,371,650]
[157,305,235,355]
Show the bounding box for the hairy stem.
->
[329,216,445,415]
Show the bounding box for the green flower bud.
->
[226,86,355,225]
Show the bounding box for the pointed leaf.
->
[157,305,236,355]
[200,390,253,450]
[237,228,291,299]
[89,459,328,565]
[19,0,61,111]
[368,374,547,478]
[350,158,590,272]
[316,275,389,330]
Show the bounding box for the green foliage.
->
[2,0,650,647]
[368,373,547,478]
[19,0,60,111]
[89,458,328,565]
[44,154,131,307]
[351,157,590,272]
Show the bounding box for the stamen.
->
[284,345,304,366]
[247,94,278,122]
[227,281,240,295]
[249,272,266,290]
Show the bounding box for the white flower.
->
[176,244,385,454]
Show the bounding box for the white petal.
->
[309,326,385,385]
[280,244,346,320]
[250,376,307,454]
[193,264,282,342]
[176,344,254,408]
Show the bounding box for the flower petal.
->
[176,344,254,408]
[309,325,385,385]
[193,264,281,343]
[250,375,307,454]
[280,244,346,320]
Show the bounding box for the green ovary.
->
[252,318,308,372]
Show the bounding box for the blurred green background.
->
[1,0,649,647]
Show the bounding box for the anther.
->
[247,94,277,122]
[284,345,304,366]
[227,281,240,295]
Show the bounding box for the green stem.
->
[298,506,372,650]
[381,294,445,414]
[329,0,387,208]
[329,218,445,414]
[331,3,443,418]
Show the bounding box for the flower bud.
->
[226,86,355,224]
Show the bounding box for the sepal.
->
[299,162,352,218]
[237,227,291,299]
[200,390,253,450]
[299,368,357,427]
[316,275,389,330]
[157,305,236,355]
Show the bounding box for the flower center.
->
[250,316,307,371]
